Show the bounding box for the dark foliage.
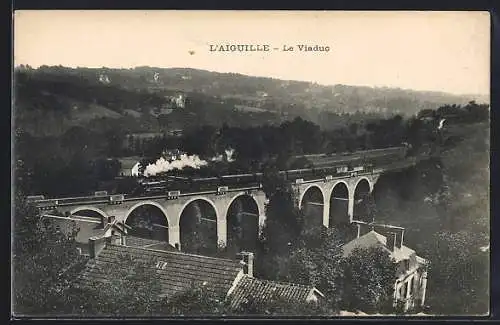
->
[13,191,88,316]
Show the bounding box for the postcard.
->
[12,10,490,318]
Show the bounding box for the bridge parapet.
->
[30,184,264,210]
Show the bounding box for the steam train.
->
[128,146,409,196]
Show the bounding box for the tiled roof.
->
[125,236,177,252]
[229,275,321,310]
[392,245,416,263]
[342,230,416,262]
[342,230,391,257]
[77,243,242,298]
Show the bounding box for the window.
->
[401,282,407,299]
[409,277,414,295]
[156,261,167,270]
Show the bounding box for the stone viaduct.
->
[293,172,381,228]
[31,164,389,251]
[33,186,266,249]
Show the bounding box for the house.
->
[40,214,129,255]
[74,230,325,310]
[116,156,141,177]
[343,221,429,312]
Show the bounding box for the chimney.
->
[89,237,97,258]
[388,232,397,252]
[238,251,254,277]
[397,229,404,249]
[120,234,127,246]
[88,236,110,258]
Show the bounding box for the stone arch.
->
[179,197,219,220]
[70,206,108,220]
[329,180,350,196]
[354,177,373,193]
[124,201,170,242]
[353,178,372,221]
[179,197,219,254]
[124,201,170,224]
[298,184,326,210]
[225,193,260,254]
[299,184,325,233]
[329,181,350,226]
[226,192,262,217]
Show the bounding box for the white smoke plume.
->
[144,154,208,177]
[210,154,224,162]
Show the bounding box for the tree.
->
[287,228,345,311]
[338,246,397,314]
[420,231,489,315]
[93,158,121,181]
[256,169,304,280]
[13,191,87,316]
[103,128,126,157]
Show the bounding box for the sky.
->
[13,10,490,95]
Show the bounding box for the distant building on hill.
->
[116,156,141,177]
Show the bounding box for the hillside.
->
[374,119,489,242]
[13,65,488,136]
